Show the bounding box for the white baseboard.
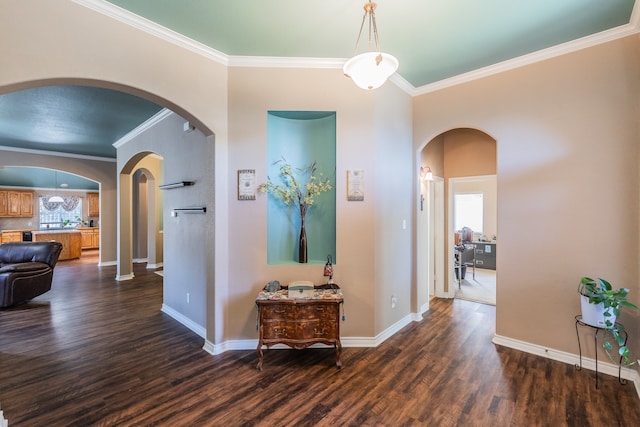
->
[98,260,117,267]
[493,334,640,398]
[412,301,430,322]
[115,273,134,281]
[202,313,415,355]
[161,304,206,338]
[133,257,148,264]
[0,403,7,427]
[147,262,163,269]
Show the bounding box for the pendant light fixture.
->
[48,171,64,203]
[343,1,398,90]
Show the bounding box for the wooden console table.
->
[255,287,343,370]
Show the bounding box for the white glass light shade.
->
[48,195,64,203]
[343,51,399,90]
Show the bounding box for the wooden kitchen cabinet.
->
[7,191,20,216]
[20,191,33,217]
[1,231,23,243]
[0,191,7,216]
[79,227,100,249]
[255,287,343,370]
[0,189,34,218]
[33,230,82,260]
[88,192,99,217]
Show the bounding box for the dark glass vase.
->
[298,220,308,263]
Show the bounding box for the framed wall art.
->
[347,170,364,201]
[237,169,256,200]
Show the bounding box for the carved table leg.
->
[256,341,263,371]
[335,340,343,369]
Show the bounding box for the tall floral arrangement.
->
[258,158,333,263]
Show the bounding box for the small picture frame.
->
[237,169,256,200]
[347,170,364,201]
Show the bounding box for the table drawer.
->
[261,320,297,339]
[298,319,338,339]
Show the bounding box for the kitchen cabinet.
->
[1,231,22,243]
[7,191,20,216]
[0,189,34,218]
[20,192,33,216]
[79,227,100,249]
[88,192,99,217]
[32,230,82,260]
[0,191,6,216]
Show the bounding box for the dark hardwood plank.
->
[1,251,639,426]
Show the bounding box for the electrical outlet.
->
[391,295,397,308]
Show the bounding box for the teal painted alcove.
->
[266,111,336,265]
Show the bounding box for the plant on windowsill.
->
[258,158,332,263]
[578,277,638,365]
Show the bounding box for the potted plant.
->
[578,276,638,364]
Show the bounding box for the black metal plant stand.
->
[574,315,628,389]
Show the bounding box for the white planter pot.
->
[580,295,616,328]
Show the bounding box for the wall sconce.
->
[420,166,433,181]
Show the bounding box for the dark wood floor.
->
[1,252,639,426]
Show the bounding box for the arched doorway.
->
[417,128,497,308]
[132,165,163,270]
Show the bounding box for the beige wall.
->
[227,66,413,339]
[414,35,640,360]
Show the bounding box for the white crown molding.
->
[229,55,345,69]
[0,144,116,162]
[73,0,228,64]
[112,108,173,148]
[75,0,640,98]
[413,20,640,96]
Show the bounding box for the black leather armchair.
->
[0,241,63,308]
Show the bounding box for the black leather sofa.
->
[0,241,63,308]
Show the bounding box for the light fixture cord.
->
[352,1,382,56]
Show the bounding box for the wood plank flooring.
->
[1,251,639,426]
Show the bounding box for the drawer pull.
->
[314,328,326,335]
[274,328,287,337]
[274,309,287,314]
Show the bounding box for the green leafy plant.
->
[258,158,333,263]
[579,277,638,364]
[257,158,333,220]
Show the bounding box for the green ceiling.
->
[106,0,636,87]
[0,86,163,158]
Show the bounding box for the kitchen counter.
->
[32,230,82,260]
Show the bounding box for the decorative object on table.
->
[264,280,281,293]
[346,170,364,201]
[237,169,256,200]
[258,158,332,263]
[578,276,638,364]
[324,254,334,284]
